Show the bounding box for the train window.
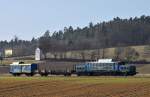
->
[93,63,96,66]
[102,63,105,66]
[99,63,102,66]
[124,67,126,69]
[121,67,123,69]
[102,64,104,66]
[100,63,102,66]
[109,63,112,66]
[96,63,98,66]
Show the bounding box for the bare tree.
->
[114,47,125,60]
[90,51,97,60]
[79,51,85,60]
[124,47,139,61]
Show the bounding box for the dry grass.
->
[137,64,150,74]
[63,45,148,61]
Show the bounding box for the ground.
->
[0,77,150,97]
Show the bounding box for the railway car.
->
[37,61,77,76]
[10,62,38,76]
[75,59,136,76]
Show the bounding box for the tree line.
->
[0,15,150,59]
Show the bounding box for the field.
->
[0,77,150,97]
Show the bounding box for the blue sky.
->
[0,0,150,41]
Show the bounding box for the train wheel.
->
[31,73,34,76]
[25,74,31,77]
[13,73,20,76]
[45,74,48,76]
[40,74,44,76]
[12,73,17,76]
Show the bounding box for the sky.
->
[0,0,150,41]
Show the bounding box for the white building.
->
[5,49,13,57]
[35,48,41,61]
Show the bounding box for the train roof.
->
[87,61,116,63]
[10,63,32,66]
[87,59,117,63]
[10,62,33,66]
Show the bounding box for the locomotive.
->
[75,59,136,76]
[9,59,136,76]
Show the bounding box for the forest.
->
[0,15,150,58]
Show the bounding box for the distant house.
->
[5,49,13,57]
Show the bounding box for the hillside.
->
[1,45,150,74]
[1,15,150,58]
[46,45,148,61]
[136,64,150,74]
[46,45,150,74]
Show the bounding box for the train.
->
[9,59,136,76]
[75,59,136,76]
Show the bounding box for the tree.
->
[101,23,108,58]
[143,45,150,58]
[0,51,3,64]
[114,47,125,60]
[90,51,97,60]
[79,51,85,60]
[1,15,150,59]
[13,35,19,45]
[0,56,3,64]
[124,47,139,61]
[39,30,51,59]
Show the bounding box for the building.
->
[5,49,13,57]
[35,48,41,61]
